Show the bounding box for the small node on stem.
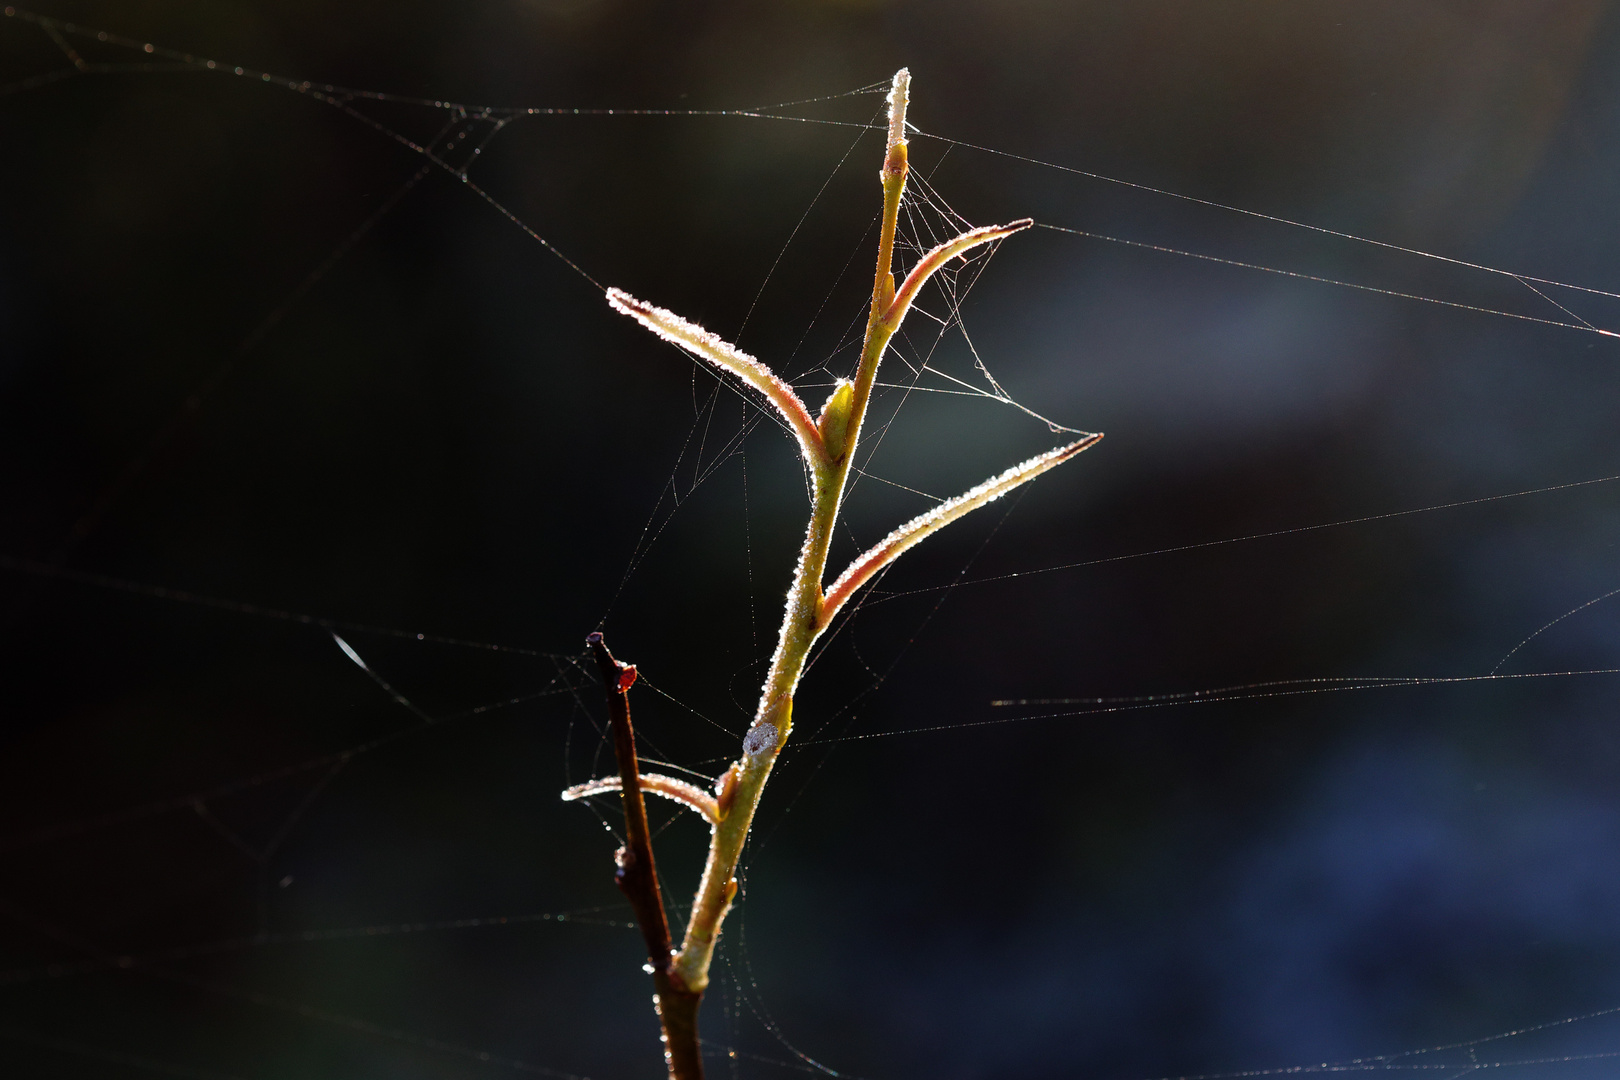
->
[742,723,778,757]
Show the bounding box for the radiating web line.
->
[11,2,1620,334]
[32,152,440,572]
[144,964,598,1080]
[792,666,1620,747]
[1,887,604,1078]
[860,471,1620,606]
[0,655,591,854]
[1,7,886,118]
[1490,583,1620,674]
[0,553,569,658]
[0,905,635,987]
[1035,222,1619,337]
[0,1027,249,1080]
[736,119,879,342]
[10,13,1620,1078]
[915,126,1620,304]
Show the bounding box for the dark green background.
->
[4,2,1620,1077]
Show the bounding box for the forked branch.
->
[578,68,1100,1080]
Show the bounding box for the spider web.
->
[4,6,1620,1079]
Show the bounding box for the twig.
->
[586,632,704,1080]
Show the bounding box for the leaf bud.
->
[817,379,855,463]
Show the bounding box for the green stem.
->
[670,68,912,995]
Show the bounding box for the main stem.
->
[669,69,913,995]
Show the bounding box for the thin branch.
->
[585,632,704,1080]
[561,773,721,825]
[881,219,1034,331]
[820,434,1102,627]
[606,288,825,468]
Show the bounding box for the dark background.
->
[4,1,1620,1077]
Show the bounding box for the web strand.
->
[7,11,1620,1077]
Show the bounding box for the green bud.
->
[817,379,855,463]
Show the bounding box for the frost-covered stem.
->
[587,633,703,1080]
[670,68,913,994]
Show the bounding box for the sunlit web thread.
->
[915,126,1620,306]
[12,3,1620,331]
[735,114,882,343]
[4,19,572,583]
[0,553,571,658]
[0,655,591,854]
[1121,1052,1620,1078]
[1368,1000,1620,1065]
[591,376,757,625]
[722,889,854,1079]
[1490,582,1620,675]
[35,153,437,570]
[791,665,1620,748]
[9,14,1620,1075]
[1035,221,1619,338]
[332,631,436,724]
[0,1027,247,1080]
[0,905,637,987]
[858,470,1620,607]
[1,8,888,119]
[636,670,744,738]
[1516,274,1600,330]
[838,161,1094,513]
[143,963,597,1080]
[5,885,606,1080]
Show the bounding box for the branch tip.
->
[886,68,911,154]
[606,287,826,467]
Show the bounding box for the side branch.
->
[819,434,1102,627]
[562,772,721,825]
[585,632,704,1080]
[881,220,1034,331]
[606,288,825,467]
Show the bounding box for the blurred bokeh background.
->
[4,1,1620,1077]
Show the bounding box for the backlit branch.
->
[576,69,1100,1080]
[820,434,1103,628]
[606,287,825,467]
[562,772,721,825]
[880,220,1034,332]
